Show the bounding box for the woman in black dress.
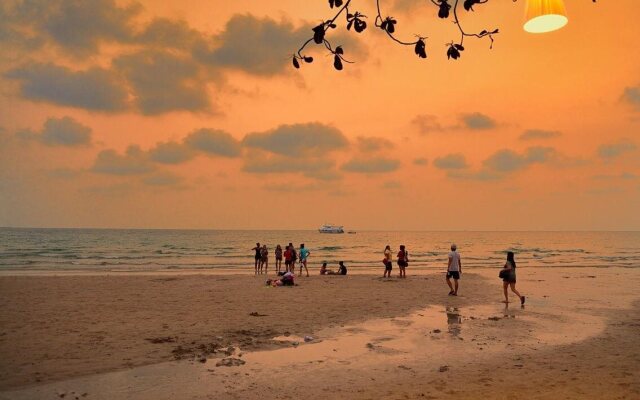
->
[500,251,525,305]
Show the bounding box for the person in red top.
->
[397,245,408,278]
[284,245,292,273]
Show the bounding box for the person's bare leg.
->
[454,279,459,295]
[304,261,309,277]
[503,281,509,303]
[510,283,524,304]
[265,260,268,275]
[255,259,258,275]
[446,276,454,294]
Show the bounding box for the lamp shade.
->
[524,0,568,33]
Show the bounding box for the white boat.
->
[318,224,344,234]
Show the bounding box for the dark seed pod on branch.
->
[304,56,314,63]
[438,0,451,19]
[380,17,397,34]
[415,39,427,59]
[328,0,343,9]
[312,24,325,44]
[292,57,300,69]
[333,55,343,70]
[447,45,461,60]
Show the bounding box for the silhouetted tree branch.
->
[293,0,597,70]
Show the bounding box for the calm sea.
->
[0,229,638,272]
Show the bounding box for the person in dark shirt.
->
[252,243,261,275]
[338,261,348,275]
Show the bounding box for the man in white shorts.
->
[446,243,462,296]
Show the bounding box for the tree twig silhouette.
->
[293,0,597,70]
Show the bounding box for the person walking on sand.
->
[383,245,393,278]
[275,244,283,274]
[500,251,525,306]
[252,243,261,275]
[298,243,310,277]
[397,245,408,278]
[260,244,269,274]
[446,243,462,296]
[284,245,292,273]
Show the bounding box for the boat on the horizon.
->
[318,224,344,234]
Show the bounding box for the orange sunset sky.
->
[0,0,638,230]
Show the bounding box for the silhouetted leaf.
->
[335,46,344,55]
[381,17,397,34]
[292,57,300,69]
[347,20,354,30]
[480,30,487,35]
[415,39,427,58]
[312,24,325,44]
[354,19,367,33]
[447,45,460,60]
[304,56,314,63]
[454,44,465,51]
[328,0,343,9]
[438,1,451,18]
[333,55,343,70]
[329,23,337,29]
[491,29,499,34]
[463,0,482,11]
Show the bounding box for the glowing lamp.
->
[524,0,568,33]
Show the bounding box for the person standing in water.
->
[274,245,283,274]
[284,245,292,273]
[383,245,393,278]
[252,243,261,275]
[260,244,269,274]
[446,243,462,296]
[289,242,297,273]
[298,243,310,277]
[500,251,525,306]
[397,245,408,278]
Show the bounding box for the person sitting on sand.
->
[397,245,408,278]
[252,243,261,275]
[446,243,462,296]
[275,244,283,274]
[338,261,347,275]
[500,251,525,306]
[299,243,310,277]
[320,262,336,275]
[383,245,393,278]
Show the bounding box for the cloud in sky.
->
[413,158,428,166]
[412,114,443,135]
[114,51,210,115]
[17,116,91,147]
[357,136,395,152]
[597,140,637,160]
[135,18,203,49]
[148,141,195,164]
[519,129,562,140]
[243,123,348,156]
[341,157,400,174]
[242,153,336,177]
[40,0,140,56]
[483,147,555,172]
[92,145,155,175]
[195,14,364,76]
[2,0,140,57]
[621,85,640,111]
[184,129,242,158]
[460,112,497,130]
[6,63,128,112]
[142,172,184,186]
[433,154,468,170]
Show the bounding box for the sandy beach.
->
[1,267,639,399]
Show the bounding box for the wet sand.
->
[0,267,639,399]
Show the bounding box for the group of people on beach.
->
[252,242,525,305]
[252,242,311,277]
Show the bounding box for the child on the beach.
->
[299,243,310,277]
